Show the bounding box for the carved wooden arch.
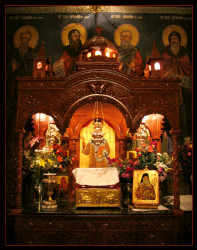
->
[64,68,134,88]
[133,107,180,132]
[72,114,122,138]
[17,105,64,132]
[63,94,133,130]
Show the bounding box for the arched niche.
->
[17,106,64,132]
[134,112,173,154]
[69,103,126,138]
[63,94,134,131]
[67,101,130,165]
[23,112,62,150]
[133,107,179,133]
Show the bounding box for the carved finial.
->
[150,41,161,58]
[35,41,47,58]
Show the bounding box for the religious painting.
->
[126,150,138,160]
[132,169,159,208]
[53,23,88,77]
[14,25,39,49]
[61,23,87,47]
[161,25,191,78]
[55,176,69,200]
[114,24,144,77]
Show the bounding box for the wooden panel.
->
[13,214,181,245]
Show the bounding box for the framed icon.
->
[132,169,159,209]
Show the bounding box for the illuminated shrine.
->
[5,5,193,246]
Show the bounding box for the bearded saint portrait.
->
[57,23,87,75]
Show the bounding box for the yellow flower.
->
[189,144,192,149]
[48,158,54,165]
[39,159,46,168]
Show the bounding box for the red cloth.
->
[162,45,192,77]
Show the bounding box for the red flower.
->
[150,141,157,148]
[148,145,153,153]
[126,166,134,173]
[56,148,63,155]
[121,173,130,179]
[57,155,63,162]
[61,152,67,157]
[135,147,140,152]
[53,144,61,149]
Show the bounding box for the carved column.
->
[172,133,181,212]
[11,129,25,213]
[68,138,78,199]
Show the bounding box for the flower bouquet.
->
[178,137,192,176]
[107,157,138,183]
[154,152,173,182]
[135,141,157,170]
[23,143,71,186]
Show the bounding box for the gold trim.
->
[6,6,192,15]
[61,23,87,46]
[75,188,121,208]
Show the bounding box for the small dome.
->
[80,26,118,53]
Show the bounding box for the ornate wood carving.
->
[16,70,181,132]
[13,214,181,245]
[14,68,181,212]
[13,131,24,211]
[172,134,181,212]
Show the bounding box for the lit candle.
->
[87,52,91,58]
[37,62,42,69]
[154,62,160,70]
[95,50,101,56]
[106,51,110,57]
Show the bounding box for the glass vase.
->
[121,181,132,207]
[125,182,132,206]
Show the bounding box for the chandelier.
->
[87,5,103,14]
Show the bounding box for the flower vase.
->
[121,182,132,206]
[41,173,58,211]
[33,183,42,204]
[126,182,132,206]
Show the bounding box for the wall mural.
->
[114,24,144,77]
[5,6,192,146]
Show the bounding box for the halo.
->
[114,24,140,47]
[162,25,187,47]
[13,25,39,49]
[61,23,87,46]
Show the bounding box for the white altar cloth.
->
[72,167,119,186]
